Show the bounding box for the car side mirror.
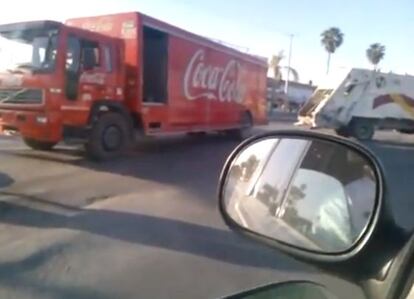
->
[217,131,414,299]
[219,132,380,254]
[221,281,337,299]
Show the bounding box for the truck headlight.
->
[36,116,48,124]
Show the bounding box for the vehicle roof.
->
[67,12,267,67]
[0,20,62,32]
[349,67,414,79]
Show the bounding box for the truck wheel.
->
[350,120,375,140]
[23,138,57,151]
[85,112,131,160]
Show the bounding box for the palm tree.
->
[269,51,285,81]
[366,43,385,70]
[268,51,299,82]
[321,27,344,74]
[268,52,299,112]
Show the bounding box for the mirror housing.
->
[221,135,378,254]
[219,130,384,263]
[218,131,412,299]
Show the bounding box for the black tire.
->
[23,138,56,151]
[85,112,131,161]
[225,112,253,140]
[350,120,375,140]
[335,126,350,138]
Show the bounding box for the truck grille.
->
[0,89,43,104]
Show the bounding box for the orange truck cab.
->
[0,12,268,160]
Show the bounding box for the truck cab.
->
[0,20,125,151]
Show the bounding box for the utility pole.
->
[284,34,294,95]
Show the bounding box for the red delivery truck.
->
[0,12,268,160]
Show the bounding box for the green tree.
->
[366,43,385,70]
[320,27,344,74]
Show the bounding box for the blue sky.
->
[2,0,413,83]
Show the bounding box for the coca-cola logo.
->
[183,49,245,102]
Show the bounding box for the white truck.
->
[297,68,414,140]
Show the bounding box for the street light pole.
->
[284,34,294,95]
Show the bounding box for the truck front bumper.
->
[0,109,61,142]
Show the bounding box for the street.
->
[0,120,413,299]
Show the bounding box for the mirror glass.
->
[223,137,377,253]
[226,281,338,299]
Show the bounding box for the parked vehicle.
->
[0,12,268,160]
[297,68,414,140]
[218,130,413,299]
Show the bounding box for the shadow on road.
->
[0,201,305,273]
[80,134,241,205]
[0,134,241,207]
[101,135,238,201]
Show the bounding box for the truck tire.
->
[225,112,253,140]
[350,120,375,141]
[85,112,131,160]
[23,138,57,151]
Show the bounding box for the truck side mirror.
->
[82,48,96,71]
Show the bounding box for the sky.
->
[1,0,413,84]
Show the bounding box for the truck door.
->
[62,33,115,127]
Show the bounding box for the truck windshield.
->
[0,28,58,73]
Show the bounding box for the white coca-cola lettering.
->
[183,49,244,102]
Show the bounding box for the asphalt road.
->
[1,121,413,299]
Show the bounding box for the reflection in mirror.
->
[226,281,338,299]
[223,137,377,253]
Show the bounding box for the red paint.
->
[0,12,267,143]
